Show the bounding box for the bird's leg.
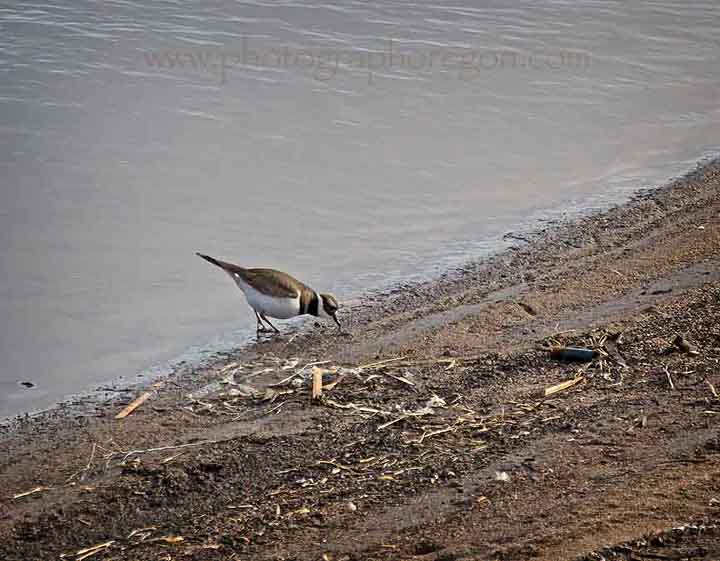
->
[254,310,270,333]
[260,313,281,334]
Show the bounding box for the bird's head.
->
[317,292,342,330]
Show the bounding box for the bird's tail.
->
[195,252,235,272]
[196,253,248,278]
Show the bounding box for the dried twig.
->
[377,408,434,431]
[388,356,482,368]
[269,360,331,387]
[323,398,393,416]
[357,356,407,370]
[317,459,357,473]
[13,486,49,500]
[383,373,416,389]
[64,441,99,484]
[322,374,346,391]
[127,526,157,539]
[707,380,718,399]
[107,439,221,464]
[219,361,239,373]
[78,442,98,482]
[411,426,456,445]
[70,540,115,561]
[665,367,675,391]
[544,376,584,397]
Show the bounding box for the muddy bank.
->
[1,160,719,561]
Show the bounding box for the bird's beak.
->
[332,314,342,330]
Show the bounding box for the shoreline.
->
[3,155,716,426]
[2,159,719,560]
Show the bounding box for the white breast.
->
[233,276,301,319]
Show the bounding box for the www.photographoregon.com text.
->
[142,38,590,84]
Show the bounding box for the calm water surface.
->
[1,1,719,417]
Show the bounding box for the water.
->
[1,1,718,418]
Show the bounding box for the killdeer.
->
[196,253,342,334]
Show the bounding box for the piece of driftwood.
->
[115,382,164,419]
[544,376,584,397]
[312,367,323,400]
[114,392,152,419]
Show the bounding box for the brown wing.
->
[197,254,308,299]
[241,268,309,299]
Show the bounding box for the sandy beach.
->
[2,160,719,560]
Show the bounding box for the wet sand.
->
[1,160,719,560]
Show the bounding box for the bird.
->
[196,253,342,334]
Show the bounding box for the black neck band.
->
[309,293,320,316]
